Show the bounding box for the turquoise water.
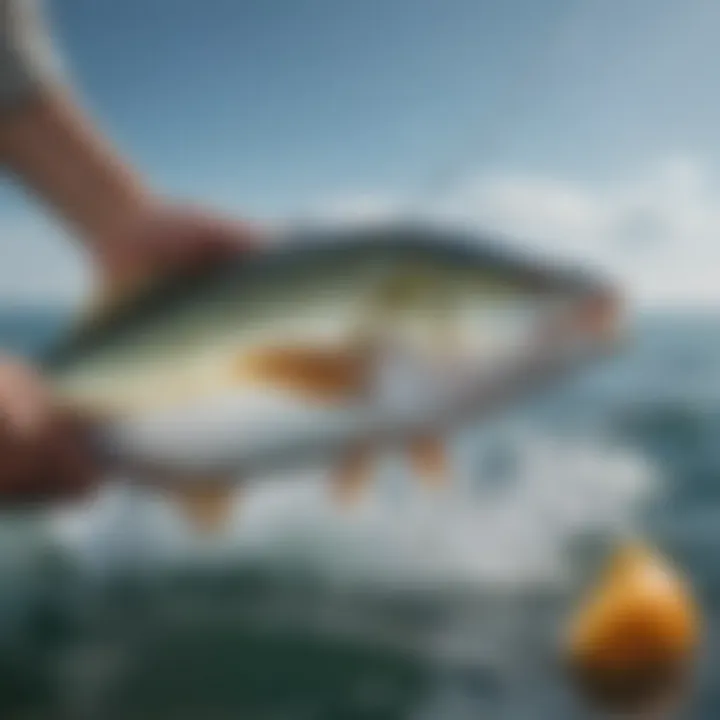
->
[0,309,718,718]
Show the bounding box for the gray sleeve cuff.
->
[0,0,60,111]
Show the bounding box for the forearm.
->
[0,0,252,297]
[0,0,156,256]
[0,87,155,251]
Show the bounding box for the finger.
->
[0,409,99,506]
[219,220,264,250]
[13,421,98,506]
[46,411,101,499]
[0,429,47,501]
[180,213,264,257]
[150,225,258,282]
[0,362,52,437]
[188,228,261,267]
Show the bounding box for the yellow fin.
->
[168,482,238,534]
[407,436,449,489]
[330,446,376,509]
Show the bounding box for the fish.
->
[565,542,700,716]
[41,223,621,532]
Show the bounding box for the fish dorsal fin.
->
[330,445,375,509]
[168,482,239,535]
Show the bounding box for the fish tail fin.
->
[330,445,376,508]
[407,436,449,489]
[167,482,239,534]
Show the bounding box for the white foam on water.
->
[45,426,660,719]
[50,425,656,595]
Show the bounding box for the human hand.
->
[92,200,263,297]
[0,357,98,506]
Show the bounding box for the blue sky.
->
[3,0,720,305]
[45,0,579,212]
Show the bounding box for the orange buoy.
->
[565,542,701,715]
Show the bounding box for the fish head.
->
[378,262,621,370]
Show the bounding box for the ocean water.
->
[0,308,717,719]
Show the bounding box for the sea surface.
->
[0,308,718,719]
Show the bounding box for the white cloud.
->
[2,156,720,309]
[309,156,720,309]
